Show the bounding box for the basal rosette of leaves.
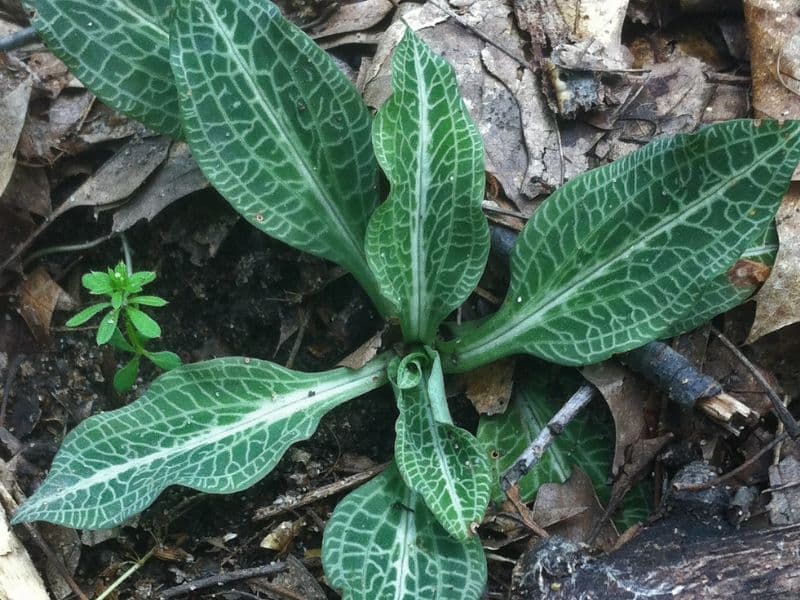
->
[14,1,800,599]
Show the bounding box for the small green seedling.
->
[13,1,800,599]
[66,262,181,392]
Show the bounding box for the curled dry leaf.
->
[582,361,649,477]
[748,187,800,343]
[18,266,77,345]
[0,78,31,196]
[463,357,515,415]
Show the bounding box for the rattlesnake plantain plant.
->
[12,1,800,598]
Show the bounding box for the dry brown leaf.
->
[309,0,394,40]
[748,187,800,343]
[18,267,77,345]
[112,142,207,232]
[463,357,515,415]
[259,517,304,552]
[744,0,800,120]
[767,456,800,525]
[67,135,170,209]
[38,523,80,600]
[582,361,649,476]
[337,329,383,370]
[531,467,618,550]
[0,164,51,218]
[17,90,94,163]
[0,78,31,195]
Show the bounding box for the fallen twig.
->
[0,26,38,52]
[253,461,389,521]
[158,563,287,599]
[672,432,788,492]
[501,384,597,491]
[710,326,800,439]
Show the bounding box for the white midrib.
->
[409,44,431,340]
[200,0,366,267]
[32,360,387,508]
[458,147,780,363]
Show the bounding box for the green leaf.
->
[440,120,800,371]
[111,291,123,310]
[65,303,111,327]
[26,0,181,136]
[96,309,120,345]
[170,0,387,312]
[113,356,140,393]
[365,30,488,343]
[391,349,491,540]
[81,271,113,295]
[322,463,487,600]
[144,350,182,371]
[126,307,161,338]
[131,295,168,307]
[11,354,390,529]
[109,328,136,353]
[126,271,156,292]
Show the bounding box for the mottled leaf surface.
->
[440,120,800,371]
[322,464,487,600]
[27,0,180,136]
[13,355,390,529]
[391,349,491,540]
[365,30,488,343]
[171,0,386,310]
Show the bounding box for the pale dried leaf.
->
[259,518,304,551]
[112,142,207,232]
[532,467,617,550]
[582,361,648,477]
[0,78,31,195]
[310,0,394,39]
[748,187,800,343]
[337,330,383,370]
[18,267,77,344]
[464,358,515,415]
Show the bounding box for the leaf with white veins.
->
[365,29,488,343]
[391,348,491,540]
[171,0,388,312]
[322,463,487,600]
[27,0,180,136]
[12,355,390,529]
[440,120,800,371]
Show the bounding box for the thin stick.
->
[95,546,156,600]
[0,26,38,52]
[253,462,389,521]
[158,563,287,599]
[672,432,788,492]
[710,327,800,439]
[501,384,597,490]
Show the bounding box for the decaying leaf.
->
[260,517,305,552]
[0,164,51,218]
[531,467,617,550]
[582,361,649,476]
[112,142,207,233]
[18,266,77,344]
[744,0,800,120]
[0,78,31,195]
[464,358,516,415]
[767,456,800,526]
[748,187,800,343]
[337,329,383,370]
[309,0,394,40]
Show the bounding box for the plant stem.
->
[96,546,156,600]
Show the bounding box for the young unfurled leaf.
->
[440,120,800,371]
[65,302,111,327]
[365,30,488,344]
[391,349,491,540]
[12,355,390,529]
[81,271,113,295]
[145,350,182,371]
[322,464,487,600]
[26,0,181,136]
[170,0,387,312]
[126,306,161,338]
[96,309,120,345]
[113,356,140,393]
[126,271,156,292]
[131,295,168,307]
